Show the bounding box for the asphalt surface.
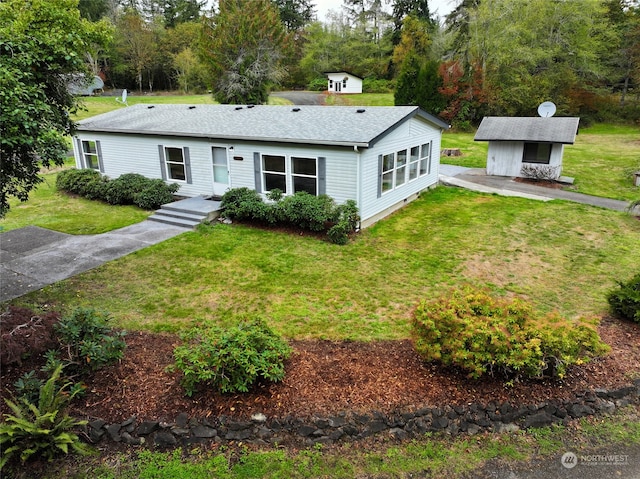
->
[270,91,325,105]
[0,221,188,302]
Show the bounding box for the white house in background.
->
[74,104,449,227]
[325,72,363,94]
[474,117,580,180]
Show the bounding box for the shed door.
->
[211,146,229,196]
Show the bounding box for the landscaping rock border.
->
[82,380,640,449]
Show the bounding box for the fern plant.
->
[0,365,91,470]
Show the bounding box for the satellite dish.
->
[116,89,128,106]
[537,101,556,117]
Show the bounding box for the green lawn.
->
[10,186,640,338]
[0,166,150,234]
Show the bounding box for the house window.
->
[292,156,317,195]
[381,153,395,193]
[396,149,407,187]
[82,140,100,170]
[165,146,186,181]
[409,146,420,181]
[523,142,551,164]
[263,154,287,192]
[419,142,431,176]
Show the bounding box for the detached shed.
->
[74,104,448,228]
[474,117,580,180]
[325,72,363,94]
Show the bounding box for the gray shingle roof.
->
[77,104,449,147]
[474,117,580,144]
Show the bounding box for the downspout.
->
[354,144,362,229]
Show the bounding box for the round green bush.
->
[172,319,292,395]
[104,173,149,205]
[607,272,640,323]
[412,286,610,380]
[133,180,180,210]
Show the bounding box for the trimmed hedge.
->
[220,187,359,244]
[607,272,640,323]
[412,286,610,381]
[56,169,179,210]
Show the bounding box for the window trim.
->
[258,153,321,196]
[164,146,187,182]
[79,139,103,172]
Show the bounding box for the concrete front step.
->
[148,196,223,229]
[147,213,201,229]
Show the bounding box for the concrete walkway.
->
[439,165,634,213]
[0,221,189,302]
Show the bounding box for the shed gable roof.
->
[474,117,580,144]
[77,104,448,147]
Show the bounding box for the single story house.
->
[325,72,363,94]
[474,117,580,180]
[73,104,449,228]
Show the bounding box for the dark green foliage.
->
[0,0,111,218]
[0,364,92,471]
[278,192,335,231]
[56,168,107,198]
[307,77,328,91]
[104,173,150,205]
[395,55,445,114]
[607,273,640,323]
[220,187,265,221]
[220,188,359,244]
[362,78,395,93]
[51,308,126,377]
[133,179,180,210]
[56,169,179,209]
[412,287,609,381]
[172,319,292,395]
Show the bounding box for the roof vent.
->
[247,104,255,108]
[292,107,301,112]
[188,106,196,109]
[356,109,366,113]
[235,106,243,110]
[147,105,155,109]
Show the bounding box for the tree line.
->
[76,0,640,126]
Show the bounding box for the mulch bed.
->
[3,317,637,425]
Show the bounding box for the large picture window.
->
[522,143,551,164]
[82,140,100,170]
[165,146,186,181]
[380,142,432,195]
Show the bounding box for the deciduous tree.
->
[0,0,111,217]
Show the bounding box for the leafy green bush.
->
[104,173,149,205]
[172,319,292,395]
[220,188,359,244]
[607,273,640,323]
[57,170,178,209]
[307,77,328,91]
[0,365,91,470]
[363,78,394,93]
[51,308,126,376]
[133,179,180,210]
[56,168,108,199]
[220,187,265,221]
[412,287,609,380]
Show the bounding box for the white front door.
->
[211,146,229,196]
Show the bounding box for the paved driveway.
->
[271,91,325,105]
[0,222,188,302]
